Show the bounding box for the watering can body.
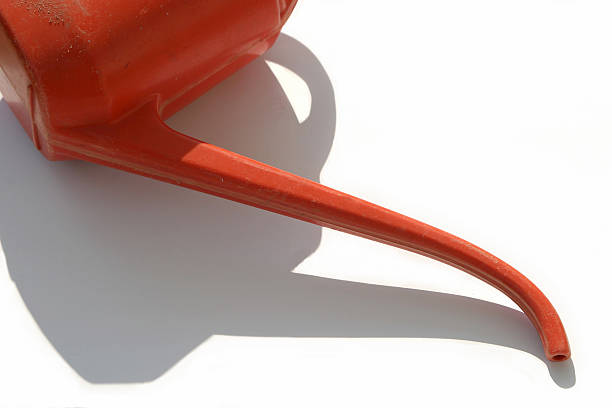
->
[0,0,296,160]
[0,0,571,363]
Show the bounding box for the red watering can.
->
[0,0,570,362]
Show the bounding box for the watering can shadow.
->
[0,34,574,387]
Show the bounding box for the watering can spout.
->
[52,100,571,362]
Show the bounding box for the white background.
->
[1,0,611,406]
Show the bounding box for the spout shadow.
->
[0,34,574,387]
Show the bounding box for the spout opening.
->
[551,353,570,362]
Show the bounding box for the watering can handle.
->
[52,100,570,362]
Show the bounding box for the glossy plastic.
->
[0,0,569,361]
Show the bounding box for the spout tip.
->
[546,344,571,362]
[542,327,571,362]
[550,353,570,362]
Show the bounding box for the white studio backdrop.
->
[1,1,611,406]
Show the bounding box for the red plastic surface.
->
[0,0,569,361]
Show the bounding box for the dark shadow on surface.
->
[0,34,574,388]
